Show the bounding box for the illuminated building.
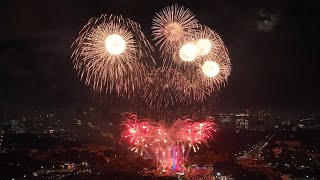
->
[235,113,250,129]
[218,113,234,125]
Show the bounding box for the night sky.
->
[0,0,319,112]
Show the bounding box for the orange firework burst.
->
[72,14,154,98]
[195,27,231,90]
[199,52,231,90]
[170,25,230,68]
[172,25,232,92]
[152,4,199,60]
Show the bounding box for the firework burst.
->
[197,39,231,90]
[178,26,232,92]
[193,26,225,58]
[121,113,155,156]
[199,57,231,90]
[152,4,199,60]
[121,113,217,170]
[72,14,154,98]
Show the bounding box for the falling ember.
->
[121,113,217,170]
[202,60,220,77]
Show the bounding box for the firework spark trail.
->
[142,67,189,109]
[141,65,228,109]
[121,113,217,169]
[172,118,217,161]
[141,65,226,109]
[71,14,154,99]
[182,68,215,103]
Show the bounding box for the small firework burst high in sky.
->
[121,113,217,170]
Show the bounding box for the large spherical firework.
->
[152,4,199,59]
[71,14,154,98]
[198,50,231,90]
